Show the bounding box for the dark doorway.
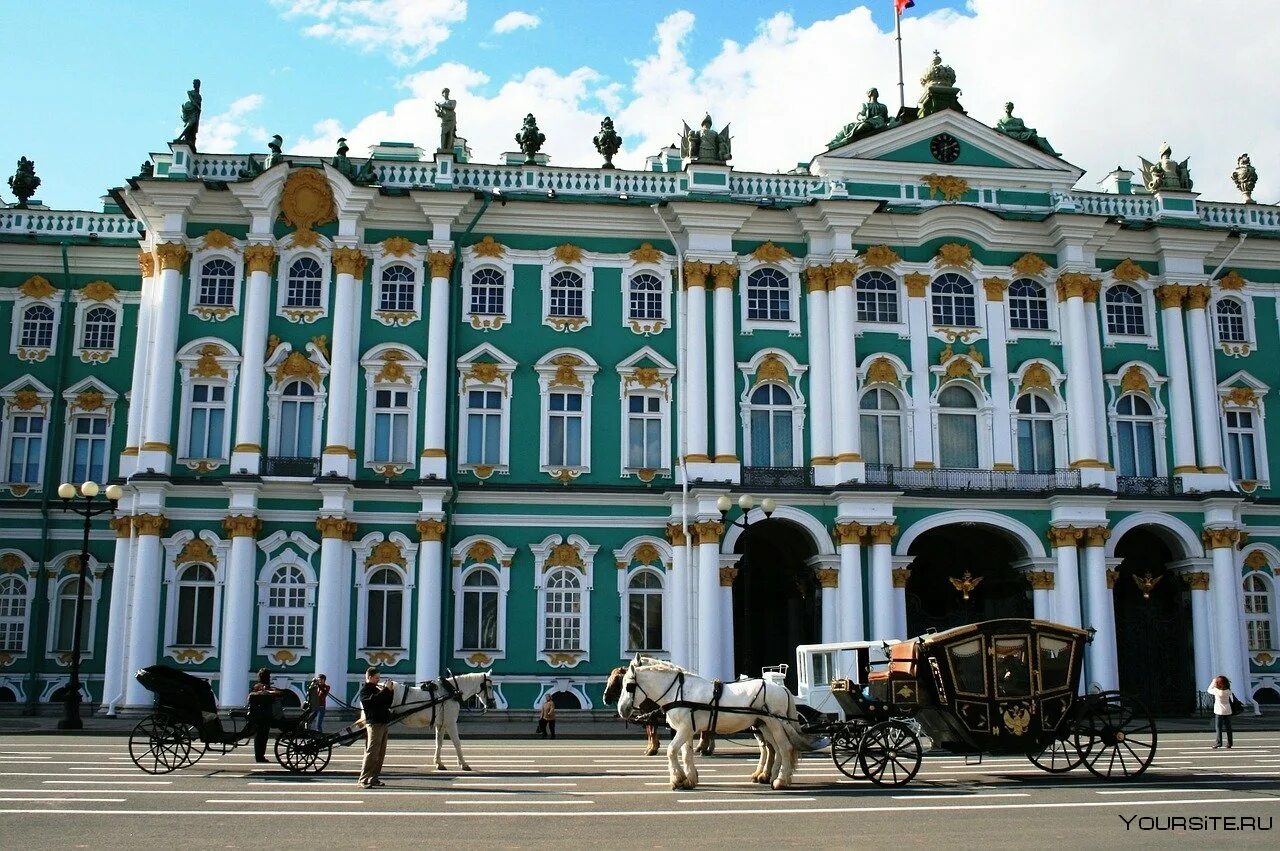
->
[1113,527,1195,715]
[732,519,820,691]
[905,524,1033,636]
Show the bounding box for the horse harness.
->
[631,669,795,733]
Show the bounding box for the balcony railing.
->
[742,466,814,489]
[261,456,320,478]
[1115,475,1182,496]
[862,465,1080,492]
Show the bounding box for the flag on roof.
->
[895,0,916,14]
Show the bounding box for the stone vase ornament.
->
[8,157,40,208]
[1233,154,1258,204]
[593,117,622,169]
[515,114,545,165]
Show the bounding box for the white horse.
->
[616,657,809,790]
[372,671,495,772]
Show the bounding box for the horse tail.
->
[779,689,814,752]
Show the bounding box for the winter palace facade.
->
[2,61,1279,716]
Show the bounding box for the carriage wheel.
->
[858,720,922,787]
[275,729,332,774]
[1027,734,1084,773]
[176,723,208,768]
[1071,692,1157,780]
[830,725,862,780]
[128,714,192,775]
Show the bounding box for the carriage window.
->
[994,637,1031,698]
[1037,635,1072,691]
[811,652,832,686]
[946,637,986,696]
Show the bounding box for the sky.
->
[1,0,1276,211]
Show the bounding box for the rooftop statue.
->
[139,160,154,179]
[332,138,376,185]
[995,102,1057,156]
[8,157,40,208]
[593,117,622,169]
[265,134,285,169]
[828,87,897,149]
[1140,143,1193,192]
[681,114,732,164]
[174,79,202,149]
[435,88,457,154]
[515,113,546,165]
[1233,153,1258,204]
[917,50,964,118]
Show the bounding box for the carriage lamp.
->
[716,494,777,529]
[55,480,123,730]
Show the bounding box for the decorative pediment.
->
[80,280,118,301]
[274,349,321,385]
[750,242,793,263]
[177,537,217,566]
[366,539,406,569]
[1110,258,1150,283]
[18,275,56,299]
[382,236,416,257]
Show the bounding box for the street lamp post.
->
[717,493,777,532]
[56,479,122,730]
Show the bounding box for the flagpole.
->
[896,6,906,111]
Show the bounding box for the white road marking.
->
[43,779,172,785]
[1094,788,1234,795]
[0,797,127,803]
[892,793,1030,800]
[445,798,595,805]
[675,797,817,803]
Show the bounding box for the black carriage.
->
[822,619,1157,786]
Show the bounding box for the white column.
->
[868,524,897,638]
[1184,287,1225,473]
[805,268,834,469]
[984,280,1015,469]
[711,264,738,464]
[1081,529,1118,691]
[1059,280,1098,465]
[1027,569,1055,622]
[835,524,865,642]
[1206,529,1250,698]
[1156,286,1198,474]
[905,279,933,466]
[1049,527,1083,630]
[720,562,736,681]
[1082,294,1110,466]
[414,518,445,682]
[891,559,910,637]
[666,524,690,669]
[694,521,722,677]
[828,265,860,467]
[218,517,260,707]
[683,264,710,463]
[123,514,167,707]
[99,515,135,713]
[121,253,156,476]
[231,246,275,472]
[139,244,189,471]
[1183,571,1214,693]
[819,568,839,645]
[313,517,355,689]
[322,249,366,476]
[420,252,454,478]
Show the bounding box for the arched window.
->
[930,273,976,327]
[859,387,902,467]
[0,574,28,652]
[1105,285,1146,336]
[749,384,795,467]
[285,257,323,308]
[856,271,898,323]
[1008,279,1049,330]
[20,305,55,348]
[265,565,308,648]
[627,570,664,652]
[198,258,236,306]
[55,577,93,653]
[1014,394,1055,472]
[470,268,505,316]
[937,385,979,468]
[543,568,582,652]
[1115,394,1158,477]
[378,263,415,312]
[746,268,790,321]
[628,273,663,321]
[1224,408,1260,481]
[461,568,500,651]
[1244,573,1274,651]
[365,567,404,649]
[277,381,316,458]
[549,270,584,317]
[174,564,215,646]
[81,307,117,350]
[70,414,109,483]
[6,411,45,484]
[372,388,410,463]
[1216,298,1247,343]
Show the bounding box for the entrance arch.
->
[1112,526,1195,715]
[904,523,1033,635]
[731,518,820,691]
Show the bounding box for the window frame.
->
[456,344,516,476]
[738,351,807,469]
[859,386,906,468]
[1111,391,1164,478]
[359,345,424,475]
[855,270,902,326]
[624,567,667,654]
[541,259,593,332]
[1219,390,1269,487]
[459,566,503,653]
[175,340,240,469]
[930,273,978,329]
[275,242,332,324]
[1102,283,1154,343]
[461,248,515,331]
[1007,277,1053,335]
[255,553,317,665]
[10,279,63,362]
[1012,392,1060,473]
[531,534,597,667]
[1243,570,1277,652]
[47,570,100,658]
[264,343,329,467]
[617,349,676,479]
[931,382,991,470]
[450,535,515,665]
[738,257,802,335]
[1,379,53,492]
[1212,293,1255,353]
[370,250,424,327]
[535,349,598,475]
[0,556,36,662]
[189,245,244,321]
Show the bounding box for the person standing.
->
[1207,675,1235,749]
[358,668,396,787]
[538,695,557,740]
[246,668,282,764]
[307,674,331,732]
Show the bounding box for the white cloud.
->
[292,1,1280,202]
[273,0,467,66]
[199,94,266,153]
[493,11,540,34]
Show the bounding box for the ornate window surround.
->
[540,247,593,333]
[612,536,672,660]
[857,353,913,467]
[616,347,676,480]
[254,550,317,668]
[1211,291,1255,355]
[276,237,332,324]
[1005,275,1058,340]
[738,253,802,336]
[451,534,515,667]
[175,338,241,470]
[535,348,599,479]
[1218,371,1270,488]
[531,534,598,668]
[10,278,62,363]
[1010,360,1068,472]
[456,343,517,478]
[71,282,123,363]
[351,532,418,667]
[263,340,330,464]
[0,550,37,665]
[738,349,807,467]
[853,269,907,336]
[1100,280,1158,348]
[60,378,118,485]
[0,376,53,494]
[188,238,244,321]
[161,530,229,664]
[44,553,104,664]
[1241,567,1277,653]
[359,344,425,476]
[460,241,516,331]
[1104,361,1169,477]
[928,378,994,470]
[370,240,425,327]
[621,247,672,336]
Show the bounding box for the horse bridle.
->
[625,663,684,710]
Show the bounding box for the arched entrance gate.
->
[904,523,1034,636]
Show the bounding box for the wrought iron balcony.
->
[741,466,814,489]
[862,464,1081,492]
[261,456,320,478]
[1115,474,1182,496]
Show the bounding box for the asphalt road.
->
[0,731,1277,848]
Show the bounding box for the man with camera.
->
[306,673,331,731]
[357,667,396,788]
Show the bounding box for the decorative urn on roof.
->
[1233,153,1258,204]
[515,114,546,165]
[8,157,40,208]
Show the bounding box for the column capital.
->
[867,522,898,546]
[222,515,262,538]
[1106,567,1119,589]
[109,516,132,538]
[816,568,839,588]
[138,250,156,278]
[1183,285,1211,310]
[1047,526,1085,549]
[693,520,725,546]
[1154,284,1188,310]
[416,517,447,542]
[427,251,455,279]
[1027,570,1055,590]
[711,262,738,289]
[332,247,368,277]
[718,566,739,587]
[1055,272,1097,302]
[891,566,912,588]
[804,265,829,293]
[154,243,189,272]
[982,277,1009,301]
[683,260,710,288]
[1179,570,1211,590]
[832,521,867,546]
[1201,526,1245,550]
[134,514,169,537]
[243,244,278,274]
[1080,526,1111,548]
[665,523,688,547]
[828,261,857,289]
[316,516,358,540]
[903,272,929,298]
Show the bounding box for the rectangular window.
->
[380,280,415,312]
[175,585,214,645]
[0,583,26,652]
[465,390,502,466]
[71,416,109,484]
[1225,410,1259,481]
[627,592,664,651]
[544,595,581,650]
[7,414,45,484]
[462,589,499,650]
[860,414,902,467]
[1117,421,1157,477]
[1016,419,1055,473]
[56,590,92,652]
[938,413,979,469]
[187,384,227,460]
[548,392,583,467]
[626,394,662,469]
[372,389,410,463]
[267,614,306,647]
[366,588,404,648]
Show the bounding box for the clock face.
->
[930,133,961,164]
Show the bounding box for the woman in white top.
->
[1206,675,1234,749]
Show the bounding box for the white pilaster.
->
[828,267,862,483]
[1049,527,1083,630]
[231,247,275,473]
[322,249,366,477]
[684,270,710,464]
[1176,567,1214,694]
[1157,287,1198,475]
[720,553,739,680]
[218,519,259,707]
[867,523,898,638]
[711,267,737,467]
[139,244,189,473]
[666,524,690,670]
[1206,529,1249,701]
[1081,532,1118,691]
[313,506,355,694]
[694,521,722,678]
[414,518,446,682]
[805,272,834,481]
[1184,289,1226,475]
[99,513,135,713]
[905,287,932,467]
[123,514,167,707]
[1061,291,1098,465]
[121,255,156,477]
[420,250,454,479]
[984,283,1014,469]
[835,525,865,642]
[1082,298,1110,467]
[812,554,839,645]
